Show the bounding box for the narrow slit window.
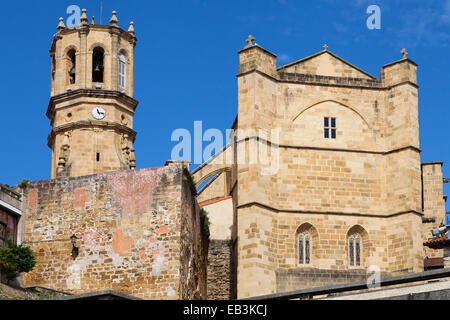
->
[324,117,337,139]
[349,239,354,266]
[355,239,361,267]
[96,153,100,162]
[305,236,310,265]
[299,238,304,264]
[119,53,126,89]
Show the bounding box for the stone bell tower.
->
[47,10,138,179]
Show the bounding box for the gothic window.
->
[0,223,6,248]
[92,47,104,83]
[349,233,361,267]
[298,232,311,265]
[119,53,126,89]
[67,49,76,84]
[324,117,337,139]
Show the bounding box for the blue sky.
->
[1,0,449,210]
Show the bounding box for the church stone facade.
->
[13,10,448,300]
[194,39,447,299]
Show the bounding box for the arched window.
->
[119,53,126,89]
[298,231,311,265]
[67,49,76,84]
[92,47,104,83]
[349,233,361,267]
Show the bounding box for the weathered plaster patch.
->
[74,189,87,209]
[106,168,177,217]
[151,243,169,276]
[112,229,135,255]
[28,188,38,213]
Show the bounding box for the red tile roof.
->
[424,234,450,249]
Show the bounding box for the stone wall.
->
[179,170,209,299]
[422,163,446,259]
[22,164,208,300]
[207,240,233,300]
[276,268,390,294]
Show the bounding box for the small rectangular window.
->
[324,117,337,139]
[97,153,100,162]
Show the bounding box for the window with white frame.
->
[119,53,126,89]
[324,117,337,139]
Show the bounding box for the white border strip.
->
[0,199,22,216]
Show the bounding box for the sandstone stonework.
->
[48,13,138,179]
[193,43,447,299]
[22,164,208,300]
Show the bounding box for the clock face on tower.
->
[92,107,106,120]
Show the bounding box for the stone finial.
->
[57,17,66,31]
[323,44,328,51]
[128,22,135,36]
[91,16,95,25]
[401,48,408,59]
[245,35,255,48]
[110,11,118,26]
[80,9,89,25]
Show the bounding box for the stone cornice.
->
[47,89,139,119]
[421,162,444,167]
[47,120,137,148]
[237,69,419,90]
[236,201,424,218]
[236,136,422,156]
[383,58,418,68]
[237,44,277,57]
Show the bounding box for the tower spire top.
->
[57,17,66,31]
[128,22,135,35]
[110,11,118,26]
